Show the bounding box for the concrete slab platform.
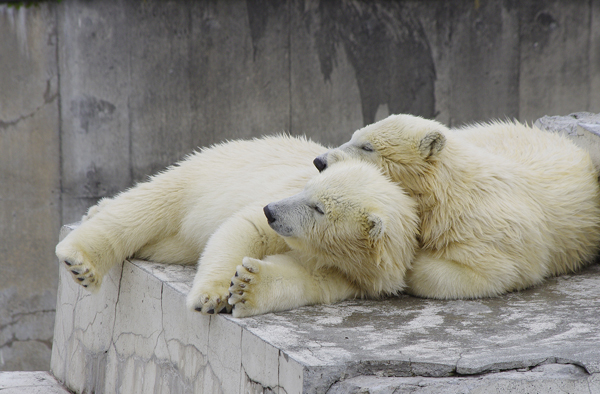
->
[50,227,600,393]
[0,371,71,394]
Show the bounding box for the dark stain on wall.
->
[70,95,116,134]
[308,1,435,125]
[246,0,286,60]
[246,0,436,126]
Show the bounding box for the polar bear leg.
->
[186,207,289,314]
[228,256,359,318]
[56,180,187,291]
[405,251,522,299]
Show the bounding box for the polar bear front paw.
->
[228,257,264,318]
[186,284,232,315]
[55,243,101,291]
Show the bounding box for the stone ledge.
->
[50,223,600,393]
[535,112,600,173]
[328,364,600,393]
[0,371,71,394]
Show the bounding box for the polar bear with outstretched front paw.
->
[315,114,600,299]
[56,136,326,313]
[228,160,419,317]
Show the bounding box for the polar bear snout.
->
[313,154,328,172]
[263,205,276,224]
[263,201,298,237]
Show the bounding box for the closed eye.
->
[313,205,324,215]
[361,143,374,152]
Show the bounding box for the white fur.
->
[320,114,600,298]
[229,160,419,317]
[56,135,324,313]
[56,135,419,317]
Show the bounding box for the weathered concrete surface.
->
[0,371,71,394]
[535,112,600,175]
[51,222,600,393]
[238,264,600,391]
[0,4,60,371]
[52,0,600,223]
[328,364,600,394]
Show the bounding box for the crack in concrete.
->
[0,336,53,351]
[0,77,58,130]
[0,309,55,333]
[241,363,286,394]
[110,262,125,341]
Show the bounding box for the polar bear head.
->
[263,160,419,295]
[313,114,449,190]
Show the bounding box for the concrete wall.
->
[0,0,599,371]
[0,4,60,371]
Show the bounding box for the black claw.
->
[235,271,238,277]
[194,306,202,312]
[228,292,232,298]
[230,281,234,287]
[206,308,215,314]
[71,270,80,275]
[77,277,84,282]
[64,260,72,266]
[217,306,228,314]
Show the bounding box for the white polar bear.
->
[55,135,419,316]
[228,160,419,317]
[314,114,600,299]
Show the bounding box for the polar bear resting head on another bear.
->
[229,159,419,317]
[56,113,600,317]
[55,135,419,318]
[315,114,600,299]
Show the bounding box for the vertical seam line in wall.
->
[516,2,522,122]
[288,0,292,134]
[126,0,133,186]
[587,0,593,111]
[55,2,64,226]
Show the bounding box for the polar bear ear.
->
[418,131,446,159]
[367,214,385,242]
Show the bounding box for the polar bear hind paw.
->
[228,257,262,318]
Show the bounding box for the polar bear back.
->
[443,121,600,278]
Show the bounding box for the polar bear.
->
[314,114,600,299]
[228,160,419,317]
[55,135,418,316]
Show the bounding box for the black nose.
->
[313,156,327,172]
[264,205,276,224]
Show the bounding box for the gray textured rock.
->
[51,221,600,393]
[328,364,600,394]
[535,112,600,174]
[0,371,71,394]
